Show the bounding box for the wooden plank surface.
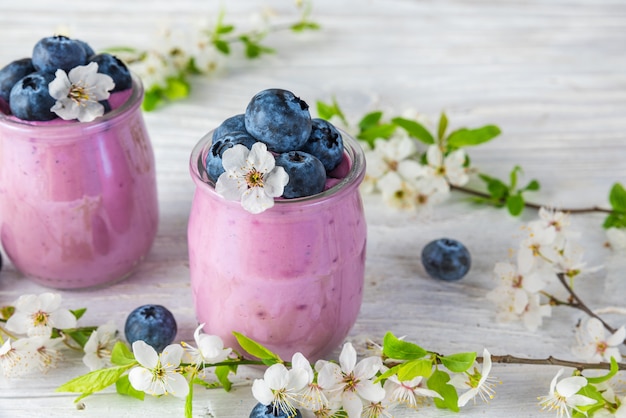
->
[0,0,625,416]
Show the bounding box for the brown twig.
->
[451,184,612,214]
[480,354,626,371]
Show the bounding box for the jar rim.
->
[189,127,366,205]
[0,73,144,133]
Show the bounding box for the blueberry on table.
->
[421,238,471,281]
[32,35,88,73]
[212,114,247,141]
[89,53,132,92]
[245,88,312,153]
[9,72,57,121]
[300,118,344,172]
[124,304,177,352]
[206,131,258,182]
[249,402,302,418]
[275,151,326,198]
[0,58,35,103]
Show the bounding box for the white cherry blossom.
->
[450,349,498,407]
[383,374,442,408]
[425,145,469,186]
[572,317,625,363]
[215,142,289,214]
[182,323,232,367]
[6,293,77,338]
[49,62,115,122]
[83,321,118,371]
[251,362,308,417]
[538,369,596,417]
[128,341,189,398]
[0,338,35,377]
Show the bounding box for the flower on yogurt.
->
[128,340,189,398]
[181,323,232,368]
[251,361,308,417]
[215,142,289,214]
[317,342,385,418]
[538,368,596,417]
[450,348,498,407]
[5,293,77,338]
[49,61,115,122]
[82,321,118,371]
[572,317,625,363]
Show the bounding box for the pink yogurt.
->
[188,129,367,361]
[0,75,158,289]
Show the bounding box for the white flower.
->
[251,362,308,417]
[128,341,189,398]
[606,228,626,251]
[538,369,596,417]
[366,136,422,183]
[383,374,442,408]
[517,222,558,274]
[572,317,625,363]
[520,292,552,332]
[49,62,115,122]
[291,352,329,411]
[83,321,118,371]
[215,142,289,214]
[5,293,77,337]
[29,336,63,373]
[0,338,35,377]
[317,342,385,418]
[425,145,469,186]
[616,396,626,418]
[126,50,172,90]
[376,171,418,210]
[182,323,232,367]
[450,349,498,407]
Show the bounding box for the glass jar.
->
[0,75,158,289]
[188,129,366,360]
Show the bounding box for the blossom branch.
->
[480,354,626,371]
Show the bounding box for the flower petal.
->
[251,379,274,405]
[342,391,364,418]
[222,144,250,172]
[132,340,159,369]
[263,166,289,198]
[241,187,275,214]
[128,366,152,392]
[50,309,78,330]
[354,356,382,380]
[167,372,190,398]
[356,379,386,402]
[48,70,71,100]
[339,342,357,373]
[160,344,184,368]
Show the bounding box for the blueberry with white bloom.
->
[212,114,247,141]
[89,53,132,92]
[32,35,88,73]
[275,151,326,198]
[0,58,34,103]
[300,118,344,172]
[245,88,312,153]
[206,131,258,183]
[9,72,57,121]
[124,304,177,353]
[421,238,471,281]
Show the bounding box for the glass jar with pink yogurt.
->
[0,75,158,289]
[188,128,366,360]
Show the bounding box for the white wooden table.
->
[1,0,625,416]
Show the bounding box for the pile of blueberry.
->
[207,88,346,199]
[0,35,131,121]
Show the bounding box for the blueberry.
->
[9,72,57,121]
[89,53,132,92]
[32,35,88,73]
[124,304,177,352]
[275,151,326,198]
[0,58,35,103]
[75,39,95,58]
[245,88,312,153]
[212,114,247,141]
[421,238,471,281]
[249,402,302,418]
[206,131,258,183]
[300,118,344,172]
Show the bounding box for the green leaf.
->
[164,76,190,101]
[506,193,525,216]
[358,123,397,147]
[115,374,145,400]
[358,111,383,131]
[397,359,434,380]
[70,308,87,320]
[233,332,282,363]
[439,352,476,373]
[374,363,403,383]
[0,305,14,320]
[142,88,163,112]
[382,332,427,360]
[609,183,626,211]
[110,341,136,366]
[214,365,233,392]
[523,179,541,191]
[65,328,96,349]
[573,384,604,414]
[216,24,234,34]
[213,39,230,55]
[478,174,508,200]
[603,212,626,229]
[427,369,459,412]
[437,112,448,141]
[509,165,521,191]
[291,21,321,32]
[391,117,435,144]
[316,99,348,125]
[57,364,133,401]
[239,36,275,59]
[447,125,501,148]
[586,357,619,384]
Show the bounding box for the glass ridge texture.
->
[0,75,158,289]
[188,129,367,360]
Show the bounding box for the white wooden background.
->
[1,0,625,417]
